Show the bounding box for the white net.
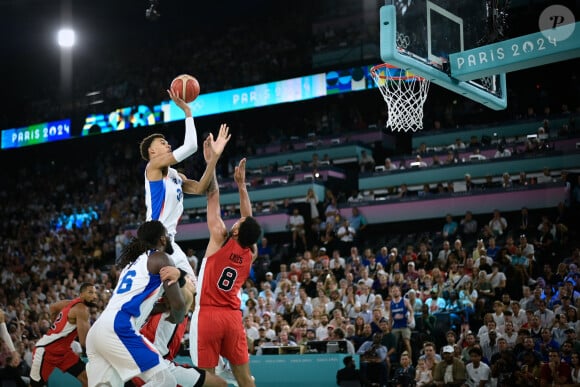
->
[370,64,430,132]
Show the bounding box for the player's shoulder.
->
[72,301,89,311]
[147,250,174,274]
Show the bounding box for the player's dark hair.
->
[117,220,166,267]
[237,216,261,249]
[469,347,483,356]
[139,133,165,161]
[79,282,94,293]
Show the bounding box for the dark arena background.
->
[1,0,579,386]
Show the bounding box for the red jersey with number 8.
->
[198,238,252,310]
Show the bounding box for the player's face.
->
[161,234,174,255]
[149,137,172,157]
[230,217,247,238]
[82,286,99,307]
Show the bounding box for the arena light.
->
[57,28,76,48]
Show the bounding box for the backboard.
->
[380,0,508,110]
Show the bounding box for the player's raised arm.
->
[182,124,231,195]
[140,89,198,178]
[234,158,252,218]
[204,148,227,257]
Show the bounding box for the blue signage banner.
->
[3,65,377,148]
[164,73,328,121]
[1,119,71,149]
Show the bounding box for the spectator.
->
[534,300,555,329]
[469,148,487,160]
[383,157,398,171]
[347,189,363,204]
[378,318,397,369]
[348,207,368,245]
[357,332,388,387]
[288,207,308,250]
[488,209,508,237]
[459,211,478,241]
[535,327,560,361]
[358,150,375,173]
[244,316,260,343]
[539,348,572,385]
[480,329,502,361]
[501,172,513,188]
[336,219,356,257]
[277,331,298,347]
[564,328,580,353]
[537,167,554,184]
[392,351,416,387]
[397,183,410,198]
[425,290,446,315]
[322,197,339,231]
[412,155,428,168]
[352,324,373,352]
[494,143,512,158]
[437,241,452,268]
[414,357,432,387]
[488,263,507,296]
[185,248,199,274]
[515,171,529,186]
[516,336,543,368]
[0,354,29,387]
[336,355,360,386]
[305,188,321,232]
[486,237,500,260]
[570,351,580,385]
[491,347,517,385]
[419,341,441,371]
[432,345,467,386]
[442,214,458,240]
[452,137,466,150]
[330,327,356,355]
[465,347,491,387]
[464,173,477,191]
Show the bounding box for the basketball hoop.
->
[370,63,430,132]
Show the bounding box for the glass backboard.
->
[380,0,508,110]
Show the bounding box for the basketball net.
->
[370,63,430,132]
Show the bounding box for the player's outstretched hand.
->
[167,89,192,116]
[234,158,247,186]
[160,266,181,287]
[210,124,231,157]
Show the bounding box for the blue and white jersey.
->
[107,251,163,329]
[391,298,408,329]
[145,167,183,237]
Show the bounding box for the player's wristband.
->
[178,268,187,287]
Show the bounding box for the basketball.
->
[170,74,200,103]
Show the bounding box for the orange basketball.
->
[170,74,200,103]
